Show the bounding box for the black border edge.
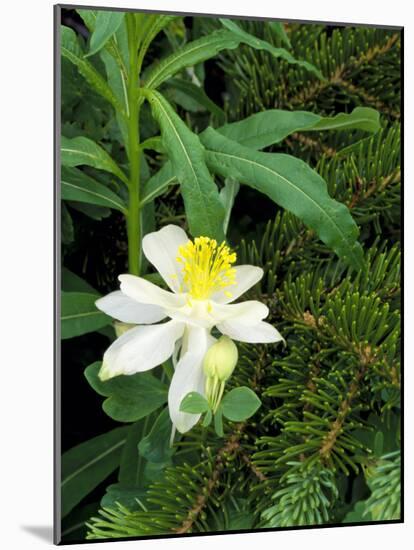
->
[54,3,62,546]
[400,25,404,525]
[56,3,403,30]
[54,3,404,545]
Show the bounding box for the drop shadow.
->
[21,525,54,543]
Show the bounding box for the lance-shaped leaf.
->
[61,26,124,113]
[141,161,177,205]
[202,128,365,270]
[62,268,97,293]
[79,10,129,110]
[68,202,111,221]
[214,107,380,150]
[84,362,168,422]
[100,50,129,149]
[145,24,322,92]
[138,15,177,62]
[61,292,112,339]
[220,178,240,234]
[138,408,174,463]
[61,136,129,186]
[61,167,127,213]
[76,9,97,32]
[144,30,241,89]
[219,18,323,79]
[118,421,144,487]
[61,426,129,518]
[144,90,225,240]
[166,78,226,124]
[269,21,291,48]
[86,10,125,57]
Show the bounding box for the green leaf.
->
[219,177,240,234]
[138,408,174,463]
[343,500,370,523]
[140,136,165,153]
[145,22,322,92]
[68,201,111,220]
[61,292,111,339]
[61,136,129,186]
[61,167,127,213]
[86,11,125,57]
[76,9,97,32]
[101,483,145,511]
[214,407,224,437]
[180,391,210,414]
[353,413,400,458]
[60,26,123,113]
[219,18,323,79]
[221,387,261,421]
[138,15,178,62]
[84,362,168,422]
[214,110,317,149]
[310,107,380,133]
[141,162,177,205]
[202,409,213,427]
[214,107,380,150]
[118,421,142,486]
[166,78,226,124]
[144,30,241,89]
[99,50,129,148]
[202,128,365,270]
[61,426,129,518]
[61,268,96,293]
[145,90,225,240]
[269,21,291,48]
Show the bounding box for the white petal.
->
[167,300,215,329]
[217,320,284,343]
[142,224,189,292]
[95,290,166,324]
[167,299,268,330]
[119,274,186,310]
[211,265,263,304]
[210,300,269,325]
[168,326,214,433]
[100,320,185,380]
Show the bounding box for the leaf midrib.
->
[62,179,125,212]
[310,117,376,131]
[61,145,128,184]
[210,150,360,265]
[61,439,126,487]
[152,95,215,235]
[141,175,177,205]
[61,310,103,321]
[146,34,233,89]
[222,116,374,147]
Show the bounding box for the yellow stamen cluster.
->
[176,236,237,300]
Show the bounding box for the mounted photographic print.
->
[55,4,403,545]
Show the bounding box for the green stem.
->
[126,14,142,276]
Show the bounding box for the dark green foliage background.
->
[60,11,401,542]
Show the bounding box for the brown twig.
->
[174,349,269,534]
[288,33,399,108]
[319,345,375,459]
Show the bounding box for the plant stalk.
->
[126,14,142,276]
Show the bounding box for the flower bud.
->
[203,336,238,382]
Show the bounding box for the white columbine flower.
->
[96,224,283,434]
